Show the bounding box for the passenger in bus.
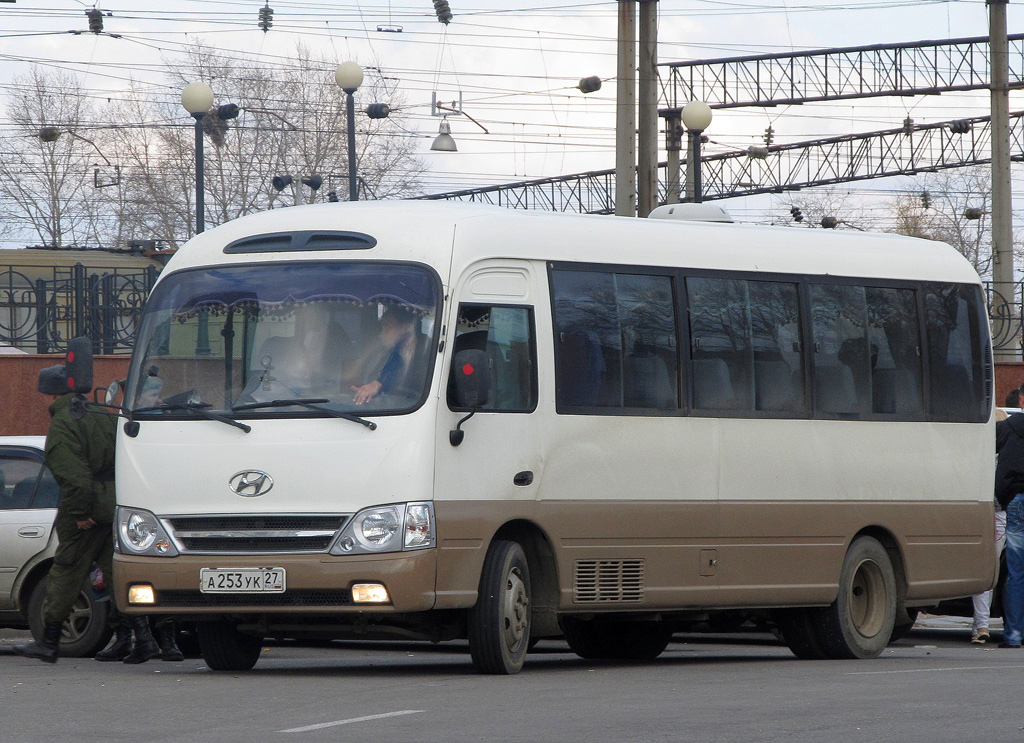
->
[351,306,421,405]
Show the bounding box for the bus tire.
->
[818,536,897,659]
[560,617,673,660]
[28,576,112,658]
[775,608,828,660]
[468,540,531,675]
[197,620,263,671]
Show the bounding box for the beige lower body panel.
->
[435,498,996,612]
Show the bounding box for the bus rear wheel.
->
[817,536,897,659]
[468,540,531,675]
[560,617,673,660]
[197,620,263,671]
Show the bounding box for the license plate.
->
[200,568,286,593]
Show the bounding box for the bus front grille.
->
[165,515,350,554]
[573,559,644,603]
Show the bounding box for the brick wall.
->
[0,356,130,436]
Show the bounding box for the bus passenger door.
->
[433,263,546,610]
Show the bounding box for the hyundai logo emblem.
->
[229,470,274,497]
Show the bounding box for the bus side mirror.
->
[104,380,121,406]
[449,349,489,446]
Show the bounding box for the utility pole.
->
[615,0,637,217]
[989,0,1016,360]
[637,1,658,218]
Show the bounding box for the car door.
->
[0,446,56,609]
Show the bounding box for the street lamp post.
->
[335,61,364,202]
[181,82,215,234]
[681,101,713,204]
[181,82,214,356]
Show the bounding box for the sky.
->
[1,0,1023,242]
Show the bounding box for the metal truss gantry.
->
[416,112,1024,213]
[660,34,1024,110]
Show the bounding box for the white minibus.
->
[107,201,996,673]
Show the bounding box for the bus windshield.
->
[127,261,441,417]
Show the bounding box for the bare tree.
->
[0,68,112,247]
[890,167,1000,279]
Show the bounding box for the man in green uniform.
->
[13,338,157,664]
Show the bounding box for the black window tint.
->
[810,284,868,416]
[866,287,923,415]
[552,270,678,411]
[617,274,678,409]
[924,283,989,422]
[448,305,536,412]
[553,270,621,408]
[687,277,750,410]
[749,281,804,412]
[0,457,43,510]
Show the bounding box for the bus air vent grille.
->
[573,559,644,603]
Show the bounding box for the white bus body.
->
[112,202,996,673]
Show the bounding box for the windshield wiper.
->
[135,402,252,433]
[232,398,377,431]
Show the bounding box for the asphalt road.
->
[1,619,1020,743]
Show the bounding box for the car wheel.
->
[27,576,112,658]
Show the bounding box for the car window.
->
[0,456,44,510]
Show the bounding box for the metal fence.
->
[0,263,158,354]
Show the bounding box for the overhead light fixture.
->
[431,119,457,152]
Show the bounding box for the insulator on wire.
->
[258,3,274,33]
[790,206,804,223]
[86,8,103,34]
[433,0,453,24]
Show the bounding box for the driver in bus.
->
[351,306,420,405]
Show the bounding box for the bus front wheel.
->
[468,540,531,675]
[197,620,263,671]
[818,536,897,659]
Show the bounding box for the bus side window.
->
[448,304,537,412]
[923,283,989,422]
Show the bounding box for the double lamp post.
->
[180,61,368,238]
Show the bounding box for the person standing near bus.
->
[13,346,148,663]
[972,407,1009,644]
[995,411,1024,648]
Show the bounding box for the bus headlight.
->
[331,502,435,555]
[116,507,179,557]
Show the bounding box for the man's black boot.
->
[158,624,184,662]
[13,622,62,664]
[123,617,160,665]
[94,626,132,661]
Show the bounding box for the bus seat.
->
[624,354,675,408]
[815,364,858,413]
[755,359,796,411]
[873,368,920,414]
[692,358,735,409]
[9,478,35,509]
